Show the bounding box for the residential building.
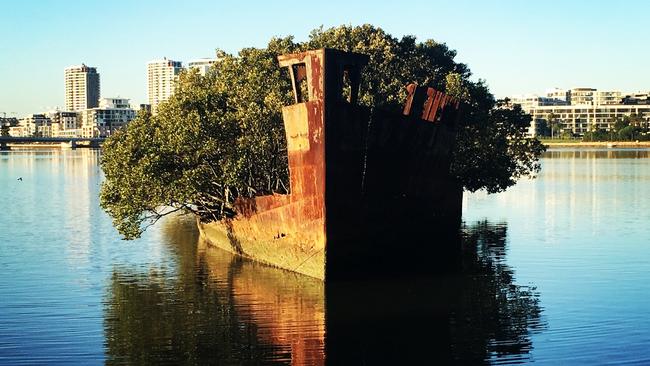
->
[8,126,25,137]
[568,88,597,105]
[622,92,650,105]
[139,104,152,113]
[100,98,131,109]
[546,88,570,103]
[48,110,79,130]
[147,58,183,113]
[509,95,567,111]
[526,104,650,136]
[595,90,622,105]
[188,58,219,76]
[1,117,19,128]
[511,87,650,136]
[47,110,81,138]
[81,98,135,138]
[10,114,52,137]
[65,64,100,111]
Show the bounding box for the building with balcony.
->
[48,110,79,130]
[10,114,52,137]
[81,98,135,138]
[1,117,19,129]
[65,64,100,112]
[546,88,570,103]
[509,95,567,111]
[525,104,650,136]
[47,110,81,138]
[147,58,183,114]
[567,88,597,105]
[511,87,650,136]
[622,92,650,105]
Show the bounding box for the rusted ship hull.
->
[198,49,462,280]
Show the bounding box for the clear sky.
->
[2,0,649,117]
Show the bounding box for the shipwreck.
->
[197,48,462,280]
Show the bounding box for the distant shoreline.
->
[543,141,650,148]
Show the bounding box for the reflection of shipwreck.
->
[198,48,462,280]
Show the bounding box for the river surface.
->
[0,148,648,365]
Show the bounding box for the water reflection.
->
[103,217,325,365]
[545,148,650,159]
[326,221,545,365]
[0,149,102,268]
[103,219,544,365]
[456,221,545,363]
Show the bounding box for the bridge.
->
[0,137,105,150]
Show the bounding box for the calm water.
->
[0,148,648,364]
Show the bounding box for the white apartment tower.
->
[65,64,100,112]
[147,58,183,113]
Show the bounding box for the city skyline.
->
[2,0,650,116]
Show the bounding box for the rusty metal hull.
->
[198,49,462,280]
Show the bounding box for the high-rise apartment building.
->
[65,64,100,112]
[147,58,183,113]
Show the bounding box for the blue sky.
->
[1,0,649,116]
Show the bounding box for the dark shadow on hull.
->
[323,97,463,281]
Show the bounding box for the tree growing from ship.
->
[100,25,546,240]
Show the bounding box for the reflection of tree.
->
[450,220,545,364]
[325,220,545,365]
[103,216,324,365]
[105,267,289,365]
[104,218,543,365]
[104,218,279,365]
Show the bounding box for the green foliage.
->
[618,125,638,141]
[100,43,296,239]
[546,113,561,139]
[559,130,574,139]
[305,25,469,109]
[101,24,546,239]
[583,128,609,142]
[535,119,549,137]
[304,25,545,193]
[581,114,650,142]
[624,113,644,127]
[613,116,628,132]
[453,100,546,193]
